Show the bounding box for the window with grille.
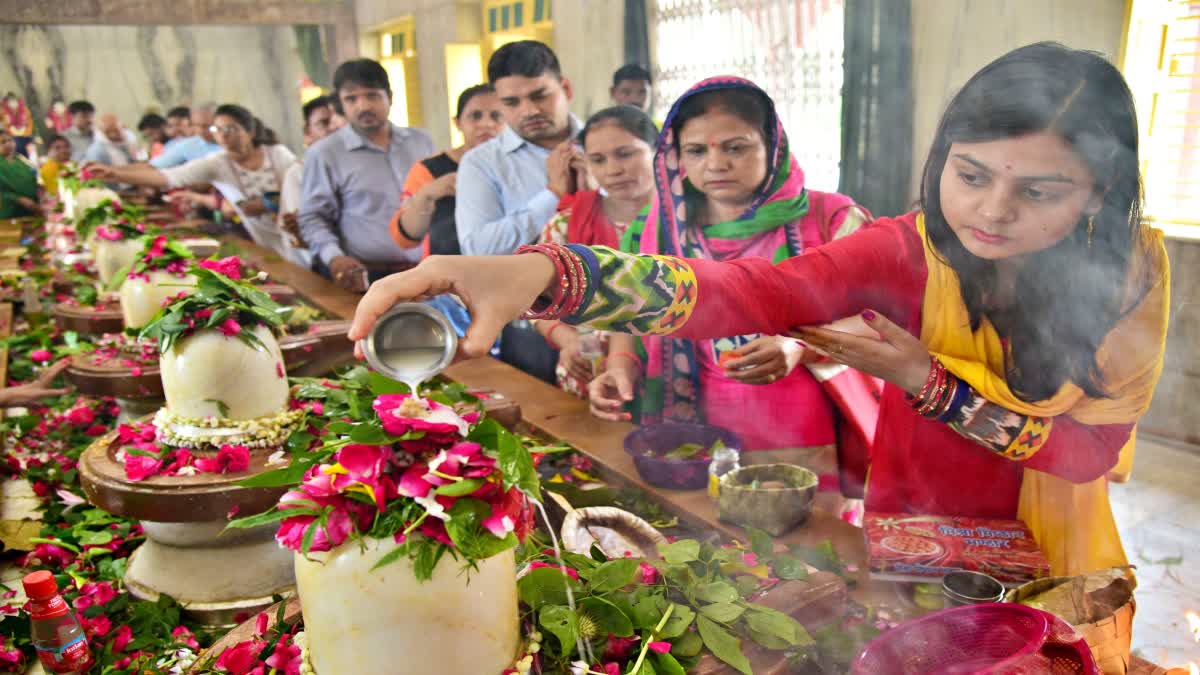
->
[1124,0,1200,237]
[651,0,845,191]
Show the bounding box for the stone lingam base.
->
[63,320,357,407]
[67,335,165,404]
[51,299,124,335]
[78,424,295,625]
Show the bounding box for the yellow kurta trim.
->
[915,213,1169,575]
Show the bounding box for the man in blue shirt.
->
[164,106,191,143]
[299,59,433,291]
[150,104,221,169]
[454,40,583,256]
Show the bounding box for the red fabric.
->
[677,212,1127,518]
[562,190,621,248]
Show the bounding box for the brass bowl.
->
[718,463,817,536]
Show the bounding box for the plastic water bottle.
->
[23,571,94,674]
[708,444,741,499]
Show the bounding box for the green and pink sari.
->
[622,77,877,459]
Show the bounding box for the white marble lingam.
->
[160,324,289,421]
[94,237,145,286]
[295,539,520,675]
[119,271,196,330]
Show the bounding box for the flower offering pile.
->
[230,370,541,581]
[74,198,149,242]
[138,256,286,354]
[126,235,193,282]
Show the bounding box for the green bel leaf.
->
[694,581,739,604]
[578,596,633,637]
[744,605,813,648]
[696,615,752,675]
[538,605,578,654]
[698,602,745,623]
[658,540,700,565]
[658,603,696,639]
[517,566,582,611]
[653,652,687,675]
[589,558,639,593]
[434,478,484,497]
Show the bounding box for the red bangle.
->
[517,243,586,319]
[544,321,569,347]
[607,351,642,368]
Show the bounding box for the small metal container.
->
[360,303,458,385]
[941,570,1006,607]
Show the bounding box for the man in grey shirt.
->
[300,58,434,292]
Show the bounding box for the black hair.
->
[67,100,94,115]
[455,84,495,119]
[487,40,561,84]
[333,59,391,98]
[213,104,276,147]
[166,106,191,120]
[253,116,279,146]
[46,134,69,148]
[921,42,1147,402]
[612,64,652,87]
[670,88,770,147]
[302,95,333,127]
[137,113,166,132]
[579,105,658,148]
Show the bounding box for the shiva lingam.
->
[78,263,307,624]
[66,235,202,418]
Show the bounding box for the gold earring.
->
[1087,216,1094,249]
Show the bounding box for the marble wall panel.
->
[0,24,306,151]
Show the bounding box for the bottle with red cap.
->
[22,571,94,674]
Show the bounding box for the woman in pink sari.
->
[590,77,880,484]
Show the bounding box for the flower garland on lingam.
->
[120,256,304,476]
[229,376,540,577]
[73,198,147,243]
[119,234,197,331]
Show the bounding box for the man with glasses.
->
[299,59,433,291]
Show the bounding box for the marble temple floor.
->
[1110,435,1200,669]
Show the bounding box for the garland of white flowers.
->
[152,407,306,449]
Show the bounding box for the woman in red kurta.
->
[533,105,658,397]
[351,44,1169,575]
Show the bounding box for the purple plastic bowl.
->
[623,423,741,490]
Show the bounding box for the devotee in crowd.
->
[453,40,583,380]
[137,113,169,158]
[39,135,72,196]
[385,83,504,339]
[585,80,874,491]
[454,40,583,256]
[610,64,653,112]
[533,105,657,397]
[351,42,1165,578]
[164,106,192,142]
[83,113,139,167]
[63,100,96,161]
[299,58,433,291]
[149,103,220,169]
[0,128,39,218]
[278,94,343,269]
[86,104,297,255]
[389,83,505,257]
[2,93,35,158]
[43,99,72,135]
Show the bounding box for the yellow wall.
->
[908,0,1128,198]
